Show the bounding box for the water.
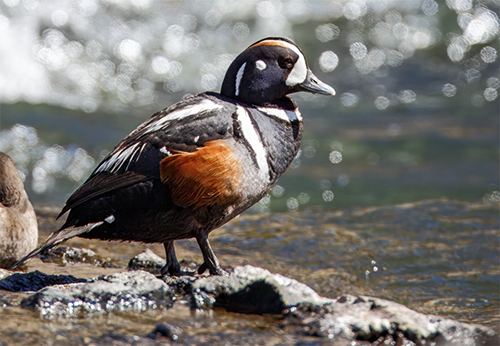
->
[0,0,499,344]
[0,201,498,345]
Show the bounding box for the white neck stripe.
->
[236,106,269,181]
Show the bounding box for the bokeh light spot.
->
[350,42,367,60]
[286,197,299,211]
[322,190,334,202]
[442,83,457,97]
[319,51,339,72]
[480,46,497,63]
[375,96,390,109]
[329,150,343,164]
[315,23,340,42]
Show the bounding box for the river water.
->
[0,0,499,344]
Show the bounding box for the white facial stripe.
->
[258,107,302,122]
[255,60,266,70]
[252,39,308,87]
[286,55,307,86]
[236,106,269,181]
[235,62,247,96]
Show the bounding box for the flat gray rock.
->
[21,270,174,319]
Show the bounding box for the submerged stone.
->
[41,245,116,267]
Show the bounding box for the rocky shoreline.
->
[1,200,498,345]
[0,261,496,346]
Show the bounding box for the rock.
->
[2,265,494,345]
[185,265,331,313]
[128,249,198,275]
[0,270,86,292]
[148,322,183,341]
[171,265,495,345]
[40,245,116,267]
[285,295,496,346]
[128,249,166,274]
[21,270,174,319]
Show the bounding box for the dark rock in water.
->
[21,270,174,319]
[41,245,116,267]
[128,249,197,275]
[148,322,183,341]
[0,270,86,292]
[128,249,166,274]
[284,294,497,346]
[171,265,496,345]
[182,265,330,313]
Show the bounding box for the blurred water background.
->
[0,1,499,342]
[0,0,498,212]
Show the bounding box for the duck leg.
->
[196,233,226,275]
[161,241,182,276]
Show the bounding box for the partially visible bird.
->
[0,152,38,268]
[13,37,335,275]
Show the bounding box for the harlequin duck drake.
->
[0,152,38,268]
[14,37,335,275]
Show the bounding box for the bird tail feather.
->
[11,221,104,269]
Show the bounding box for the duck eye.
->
[279,57,294,69]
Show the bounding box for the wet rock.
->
[21,270,174,319]
[148,322,183,341]
[181,265,331,313]
[284,294,496,346]
[3,264,495,345]
[128,249,166,274]
[171,265,495,345]
[128,249,198,275]
[40,245,116,267]
[0,270,86,292]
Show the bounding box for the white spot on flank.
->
[160,146,172,156]
[255,60,266,70]
[236,106,269,181]
[235,62,247,96]
[104,215,115,224]
[143,100,224,134]
[258,107,302,122]
[194,135,200,143]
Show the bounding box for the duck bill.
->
[296,70,336,96]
